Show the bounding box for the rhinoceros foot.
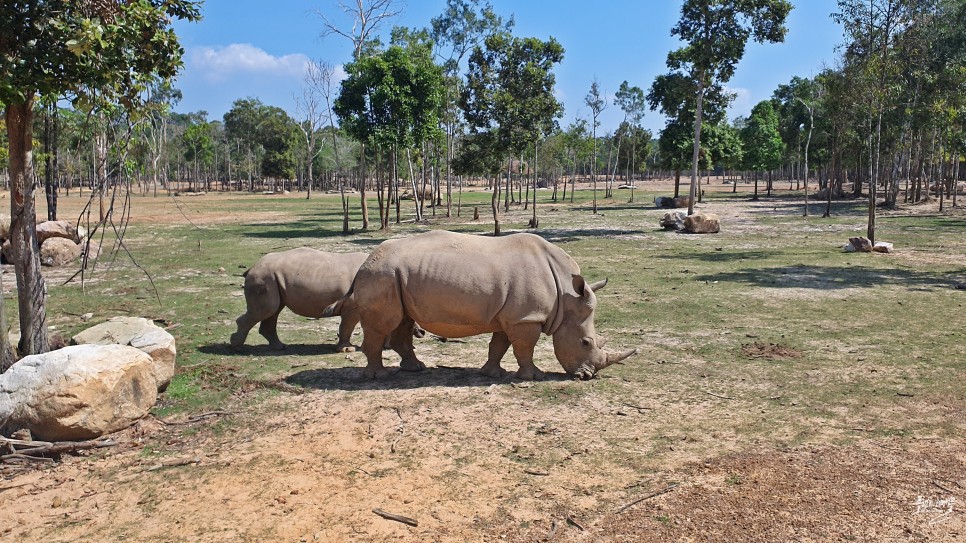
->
[399,358,426,372]
[479,363,508,378]
[515,365,546,381]
[334,341,356,353]
[363,366,392,379]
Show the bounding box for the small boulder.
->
[37,220,81,244]
[683,212,721,234]
[873,241,894,253]
[847,237,873,252]
[660,211,687,230]
[0,344,158,441]
[40,237,82,267]
[673,196,693,208]
[72,317,177,391]
[654,196,675,208]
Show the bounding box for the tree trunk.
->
[6,100,50,356]
[491,173,501,236]
[687,72,706,216]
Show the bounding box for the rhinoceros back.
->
[356,231,579,337]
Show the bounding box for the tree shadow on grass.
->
[695,264,960,291]
[284,364,573,391]
[655,249,775,263]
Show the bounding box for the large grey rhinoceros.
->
[324,230,636,380]
[230,249,368,352]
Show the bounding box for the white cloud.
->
[188,43,310,82]
[725,86,753,120]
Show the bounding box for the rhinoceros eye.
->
[580,337,593,348]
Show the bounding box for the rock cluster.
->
[1,318,176,441]
[0,217,99,267]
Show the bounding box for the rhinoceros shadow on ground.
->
[284,365,574,392]
[199,342,343,357]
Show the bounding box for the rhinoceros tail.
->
[322,282,355,318]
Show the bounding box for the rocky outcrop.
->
[40,237,82,267]
[0,344,158,441]
[72,317,177,391]
[660,211,688,230]
[683,212,721,234]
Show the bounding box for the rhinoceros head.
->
[551,276,637,379]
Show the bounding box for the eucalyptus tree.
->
[740,100,785,200]
[461,32,564,234]
[648,71,732,198]
[0,0,200,356]
[430,0,513,217]
[335,42,444,228]
[181,117,215,191]
[584,79,607,213]
[317,0,404,227]
[613,81,647,200]
[662,0,792,215]
[834,0,915,242]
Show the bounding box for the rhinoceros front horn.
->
[596,348,638,371]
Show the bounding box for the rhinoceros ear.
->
[572,274,587,296]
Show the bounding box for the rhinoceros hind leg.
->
[231,313,260,349]
[480,332,511,378]
[391,318,425,372]
[258,312,286,350]
[361,325,391,378]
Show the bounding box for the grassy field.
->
[4,180,965,542]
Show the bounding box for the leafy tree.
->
[664,0,792,214]
[584,79,607,213]
[430,0,513,217]
[0,0,201,356]
[613,81,647,201]
[461,32,564,234]
[740,100,785,200]
[648,71,732,198]
[335,42,444,227]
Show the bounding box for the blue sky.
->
[172,0,844,134]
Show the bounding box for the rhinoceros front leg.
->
[480,332,511,378]
[390,317,425,372]
[507,324,545,381]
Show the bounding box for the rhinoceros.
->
[230,249,368,352]
[324,230,636,380]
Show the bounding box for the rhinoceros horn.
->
[588,278,608,292]
[595,348,638,371]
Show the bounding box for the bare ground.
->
[2,181,964,542]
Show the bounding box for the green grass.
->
[27,185,966,451]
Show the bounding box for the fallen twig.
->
[616,483,679,514]
[703,391,734,400]
[372,508,418,527]
[934,480,960,495]
[566,514,585,531]
[161,411,230,425]
[146,456,201,472]
[547,518,558,540]
[621,402,654,411]
[896,391,915,397]
[1,453,56,464]
[524,468,549,476]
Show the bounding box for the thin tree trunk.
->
[688,72,706,216]
[6,100,50,356]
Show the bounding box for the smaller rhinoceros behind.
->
[230,249,368,352]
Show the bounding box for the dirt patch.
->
[583,439,966,543]
[741,341,804,360]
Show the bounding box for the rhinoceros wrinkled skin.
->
[230,249,369,352]
[325,230,636,380]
